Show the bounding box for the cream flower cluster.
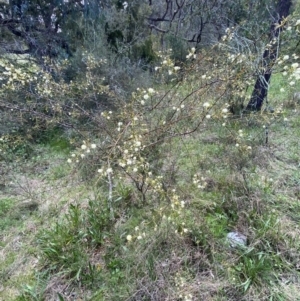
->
[234,129,253,151]
[277,53,300,86]
[126,226,146,243]
[174,272,194,301]
[186,47,196,59]
[67,141,97,163]
[154,49,181,77]
[0,59,39,88]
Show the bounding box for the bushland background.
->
[1,0,300,300]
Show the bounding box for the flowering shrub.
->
[1,15,300,248]
[0,54,113,141]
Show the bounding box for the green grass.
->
[2,73,300,301]
[0,198,16,230]
[0,144,88,301]
[22,120,300,300]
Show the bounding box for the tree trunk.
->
[246,0,292,111]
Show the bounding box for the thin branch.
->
[148,24,168,33]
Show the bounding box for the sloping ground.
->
[0,149,89,300]
[1,107,300,300]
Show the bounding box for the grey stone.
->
[226,231,247,248]
[293,92,300,103]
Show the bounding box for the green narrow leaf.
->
[57,292,65,301]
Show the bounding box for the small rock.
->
[226,231,247,248]
[293,92,300,103]
[18,201,39,213]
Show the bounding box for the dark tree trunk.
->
[246,0,292,111]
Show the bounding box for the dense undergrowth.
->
[1,10,300,299]
[1,69,300,300]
